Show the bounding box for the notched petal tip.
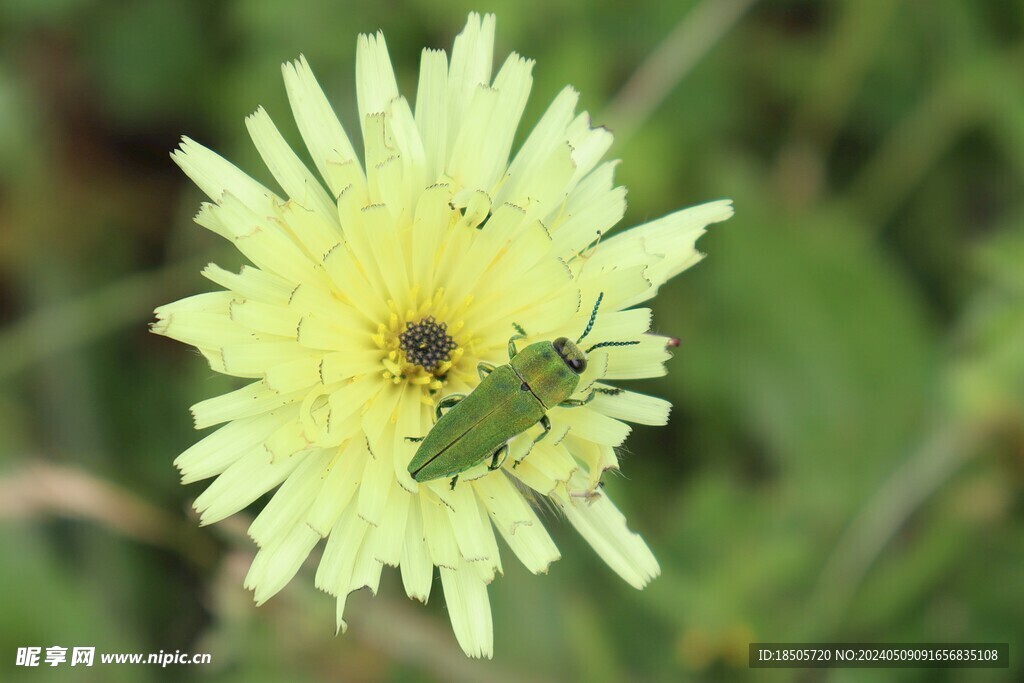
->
[703,198,735,223]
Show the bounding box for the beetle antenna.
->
[576,292,604,344]
[586,340,639,352]
[512,322,527,336]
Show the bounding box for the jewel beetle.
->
[406,294,635,488]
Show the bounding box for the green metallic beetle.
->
[407,294,635,488]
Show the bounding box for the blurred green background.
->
[1,0,1022,681]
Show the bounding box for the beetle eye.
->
[567,357,586,374]
[553,337,585,373]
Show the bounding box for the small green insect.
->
[406,294,635,489]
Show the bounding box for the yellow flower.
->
[152,12,732,658]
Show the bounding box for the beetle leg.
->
[404,436,424,443]
[559,391,598,408]
[507,333,527,360]
[477,362,495,380]
[435,393,466,421]
[533,414,552,444]
[488,443,509,470]
[558,386,622,408]
[506,422,548,467]
[449,475,459,490]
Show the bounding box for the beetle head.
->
[552,337,587,374]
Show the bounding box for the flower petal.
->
[192,446,306,525]
[446,12,496,161]
[369,486,412,566]
[415,48,449,182]
[600,199,734,306]
[553,480,660,589]
[603,335,672,380]
[202,263,294,305]
[448,53,533,194]
[152,310,258,351]
[197,195,323,286]
[509,442,576,495]
[552,407,631,447]
[349,536,385,595]
[566,111,613,190]
[420,492,460,570]
[245,522,321,605]
[497,86,577,206]
[400,497,433,603]
[220,341,320,377]
[191,381,308,429]
[440,558,494,659]
[355,31,400,124]
[246,106,338,223]
[306,438,367,536]
[551,182,625,258]
[475,473,560,574]
[438,483,495,566]
[282,55,364,195]
[590,387,672,426]
[171,136,278,210]
[174,408,297,484]
[387,96,428,214]
[248,449,330,547]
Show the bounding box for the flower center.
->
[372,288,471,400]
[400,317,456,372]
